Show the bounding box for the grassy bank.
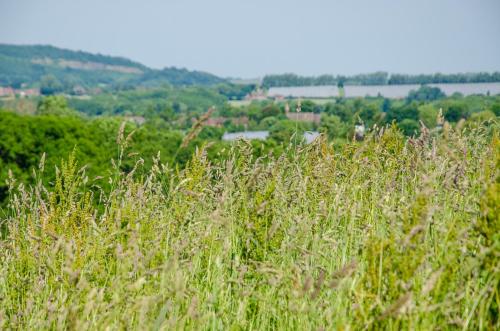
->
[0,123,498,330]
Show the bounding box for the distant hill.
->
[0,44,226,90]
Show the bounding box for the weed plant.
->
[0,121,498,330]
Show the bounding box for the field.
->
[0,122,498,330]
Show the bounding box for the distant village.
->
[0,86,40,98]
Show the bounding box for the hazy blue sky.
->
[1,0,499,78]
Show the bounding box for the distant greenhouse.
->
[266,82,500,99]
[222,131,320,144]
[267,86,339,98]
[222,131,269,141]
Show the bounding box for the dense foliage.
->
[0,122,498,329]
[0,108,188,203]
[388,72,500,85]
[262,72,500,88]
[66,86,228,117]
[1,90,499,206]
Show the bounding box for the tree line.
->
[262,72,500,88]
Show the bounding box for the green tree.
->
[358,103,381,127]
[258,116,278,130]
[198,126,224,140]
[40,74,64,95]
[489,103,500,116]
[418,104,439,128]
[385,103,419,123]
[269,120,303,144]
[261,104,281,119]
[442,102,469,122]
[158,106,177,122]
[407,85,445,102]
[319,114,349,139]
[297,100,316,113]
[37,96,79,117]
[398,118,420,136]
[382,98,391,112]
[325,102,352,122]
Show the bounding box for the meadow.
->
[0,120,498,330]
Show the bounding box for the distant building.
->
[204,116,249,128]
[125,116,146,125]
[18,88,40,97]
[232,116,249,126]
[89,87,103,95]
[284,103,321,124]
[72,85,87,95]
[0,87,15,97]
[354,124,365,141]
[222,131,269,141]
[245,88,267,101]
[222,130,320,144]
[1,87,40,98]
[268,86,339,99]
[303,131,321,143]
[205,117,227,127]
[286,112,321,124]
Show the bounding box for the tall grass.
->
[0,122,498,330]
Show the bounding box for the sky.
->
[1,0,499,78]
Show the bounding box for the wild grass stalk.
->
[0,121,498,330]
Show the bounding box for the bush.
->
[398,118,420,136]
